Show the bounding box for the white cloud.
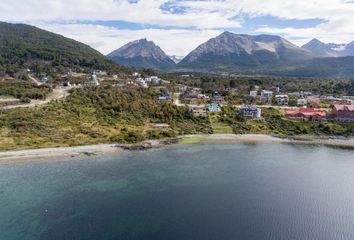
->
[1,0,354,54]
[36,22,222,56]
[0,0,241,29]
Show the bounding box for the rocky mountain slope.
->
[177,31,314,70]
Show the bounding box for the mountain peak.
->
[107,39,175,70]
[303,38,325,47]
[310,38,322,43]
[220,31,234,36]
[303,38,354,57]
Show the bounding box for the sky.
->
[1,0,354,57]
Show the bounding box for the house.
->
[135,78,148,88]
[260,90,273,104]
[198,94,210,100]
[250,91,258,97]
[91,71,97,81]
[239,106,262,119]
[207,103,221,112]
[190,106,207,117]
[297,98,307,106]
[307,97,320,107]
[157,96,169,103]
[182,97,200,105]
[178,86,188,94]
[132,72,141,78]
[40,77,49,83]
[275,95,289,106]
[157,93,171,103]
[270,86,280,94]
[211,96,225,104]
[147,76,161,85]
[286,108,327,122]
[302,91,313,98]
[332,105,354,122]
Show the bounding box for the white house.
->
[275,95,289,106]
[261,90,273,104]
[240,106,262,119]
[250,91,258,97]
[297,98,307,106]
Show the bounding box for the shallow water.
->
[1,142,354,240]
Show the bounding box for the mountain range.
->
[107,32,354,78]
[178,31,314,70]
[1,21,354,78]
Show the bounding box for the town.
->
[127,72,354,124]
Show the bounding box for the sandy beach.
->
[0,134,353,163]
[0,144,121,163]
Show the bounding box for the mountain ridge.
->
[177,31,314,70]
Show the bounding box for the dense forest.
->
[0,80,52,101]
[169,75,354,96]
[0,22,132,77]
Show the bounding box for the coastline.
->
[0,134,353,163]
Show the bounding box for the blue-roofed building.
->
[207,103,221,112]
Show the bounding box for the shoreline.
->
[0,134,353,163]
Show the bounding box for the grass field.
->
[178,136,205,144]
[208,112,234,134]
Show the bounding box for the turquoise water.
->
[1,143,354,240]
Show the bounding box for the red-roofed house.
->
[332,105,354,122]
[286,108,327,122]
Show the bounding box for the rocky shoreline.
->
[116,138,179,151]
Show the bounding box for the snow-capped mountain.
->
[177,31,314,70]
[302,38,354,57]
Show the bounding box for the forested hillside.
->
[0,22,125,75]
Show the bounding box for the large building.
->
[332,105,354,122]
[286,108,327,122]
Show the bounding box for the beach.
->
[0,134,353,163]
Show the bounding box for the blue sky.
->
[1,0,354,56]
